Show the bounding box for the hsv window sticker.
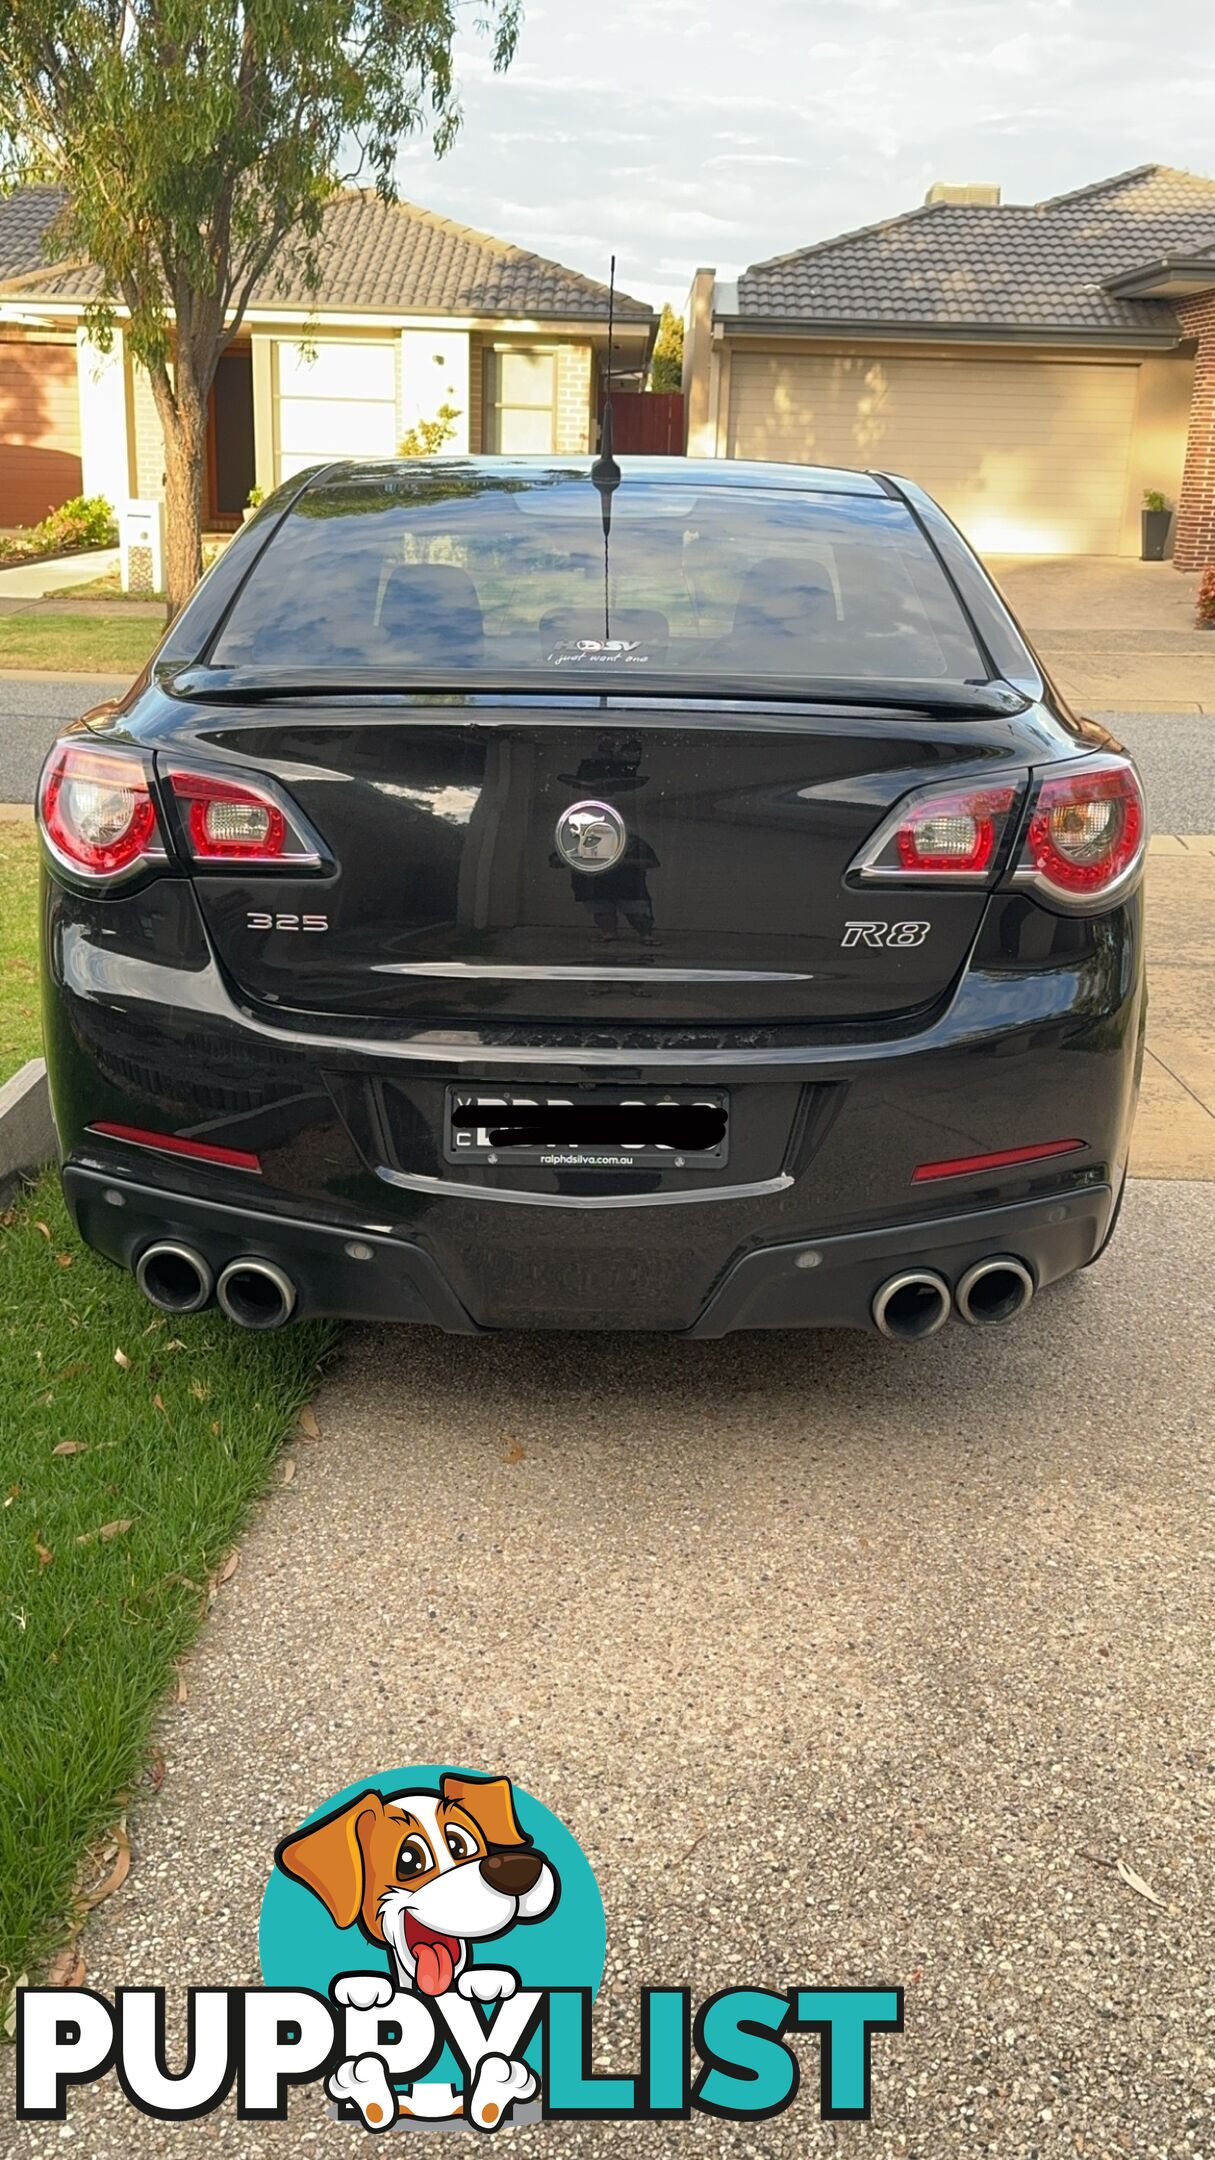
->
[545,639,652,667]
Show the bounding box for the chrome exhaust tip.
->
[134,1241,213,1314]
[216,1257,297,1331]
[955,1255,1035,1327]
[871,1269,951,1342]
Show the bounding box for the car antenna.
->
[589,253,621,640]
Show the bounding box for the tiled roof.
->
[736,165,1215,336]
[0,189,652,324]
[0,186,69,277]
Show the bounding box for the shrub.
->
[1142,488,1168,514]
[399,403,461,457]
[0,496,117,565]
[1197,566,1215,628]
[33,494,118,552]
[650,303,684,394]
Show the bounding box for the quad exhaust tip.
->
[135,1241,213,1315]
[871,1269,951,1342]
[216,1257,297,1330]
[955,1255,1035,1327]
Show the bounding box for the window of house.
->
[483,348,557,453]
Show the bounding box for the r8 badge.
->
[841,920,931,949]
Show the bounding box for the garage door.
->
[275,339,399,481]
[727,354,1139,555]
[0,342,82,528]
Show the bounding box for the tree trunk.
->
[148,362,208,618]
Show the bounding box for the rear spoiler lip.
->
[157,664,1032,720]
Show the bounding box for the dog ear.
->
[276,1791,384,1928]
[440,1773,529,1850]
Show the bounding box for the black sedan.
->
[37,457,1146,1340]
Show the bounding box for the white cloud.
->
[407,0,1215,308]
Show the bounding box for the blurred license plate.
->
[444,1089,729,1169]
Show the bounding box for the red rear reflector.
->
[38,744,165,880]
[912,1139,1085,1183]
[87,1122,261,1173]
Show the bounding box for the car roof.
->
[298,455,890,501]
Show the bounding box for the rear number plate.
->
[444,1089,730,1170]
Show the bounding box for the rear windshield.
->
[210,468,986,688]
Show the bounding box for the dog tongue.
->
[414,1940,456,1997]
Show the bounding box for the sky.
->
[389,0,1215,311]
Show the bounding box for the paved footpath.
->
[6,1179,1215,2158]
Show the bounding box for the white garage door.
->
[727,353,1140,555]
[275,339,399,480]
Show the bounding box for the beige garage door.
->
[727,353,1139,555]
[0,341,83,528]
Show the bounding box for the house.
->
[683,165,1215,566]
[0,189,654,530]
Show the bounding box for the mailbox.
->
[119,498,165,595]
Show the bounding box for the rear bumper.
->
[63,1165,1115,1337]
[45,870,1144,1331]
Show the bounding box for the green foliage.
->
[0,1170,336,2003]
[0,1,520,373]
[0,0,519,603]
[0,494,117,563]
[246,484,265,509]
[0,820,40,1081]
[399,401,462,457]
[1142,489,1168,514]
[650,302,684,393]
[1197,566,1215,627]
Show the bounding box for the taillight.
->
[164,767,323,867]
[854,778,1023,882]
[38,743,166,882]
[1013,757,1146,908]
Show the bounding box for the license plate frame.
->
[443,1087,731,1171]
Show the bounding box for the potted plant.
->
[1197,566,1215,631]
[242,484,265,523]
[1141,490,1171,560]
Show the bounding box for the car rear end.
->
[38,458,1147,1338]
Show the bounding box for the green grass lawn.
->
[47,568,167,602]
[0,1172,337,2011]
[0,613,161,675]
[0,821,40,1080]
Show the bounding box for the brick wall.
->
[1174,292,1215,572]
[130,362,165,501]
[554,342,593,455]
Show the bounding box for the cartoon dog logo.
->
[276,1772,559,2131]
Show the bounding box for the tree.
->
[0,0,519,613]
[650,302,684,394]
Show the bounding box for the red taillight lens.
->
[38,744,165,880]
[1014,758,1146,905]
[855,779,1023,882]
[164,767,319,866]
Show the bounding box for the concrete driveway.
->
[7,1180,1213,2156]
[990,556,1214,712]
